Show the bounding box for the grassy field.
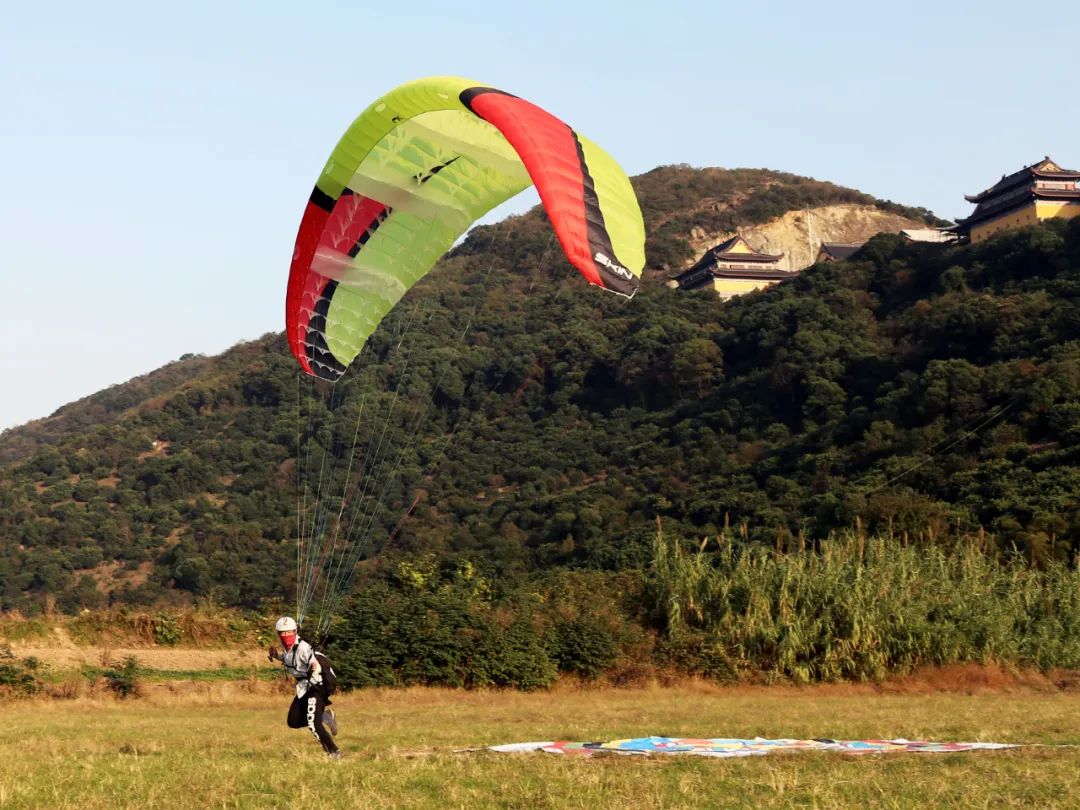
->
[2,681,1080,809]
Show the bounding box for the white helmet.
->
[275,616,298,633]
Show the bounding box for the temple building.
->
[950,157,1080,243]
[670,234,791,299]
[816,242,862,263]
[900,228,956,244]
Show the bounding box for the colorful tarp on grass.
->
[488,736,1017,758]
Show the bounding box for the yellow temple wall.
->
[970,205,1038,243]
[1035,200,1080,221]
[711,278,781,300]
[970,200,1080,243]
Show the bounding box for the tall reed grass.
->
[650,528,1080,682]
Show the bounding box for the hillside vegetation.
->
[0,168,1076,622]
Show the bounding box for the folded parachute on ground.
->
[286,76,646,381]
[485,736,1020,758]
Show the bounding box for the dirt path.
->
[9,642,268,671]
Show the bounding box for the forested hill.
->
[2,168,1077,614]
[0,165,938,467]
[0,355,216,468]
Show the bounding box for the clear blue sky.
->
[3,0,1078,430]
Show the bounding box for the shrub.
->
[0,647,43,696]
[103,656,142,698]
[472,618,556,690]
[329,577,556,691]
[546,617,618,680]
[153,613,182,645]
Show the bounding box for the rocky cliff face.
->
[685,203,927,270]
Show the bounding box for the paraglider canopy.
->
[286,76,646,382]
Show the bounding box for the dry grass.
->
[11,643,268,672]
[1,684,1079,808]
[0,606,266,648]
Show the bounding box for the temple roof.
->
[900,229,956,243]
[708,268,796,280]
[951,187,1080,232]
[817,242,862,261]
[964,157,1080,203]
[675,264,795,290]
[701,234,784,263]
[677,267,795,291]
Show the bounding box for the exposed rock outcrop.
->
[684,203,927,271]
